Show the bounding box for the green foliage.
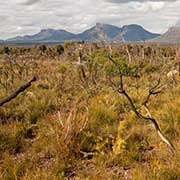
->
[144,64,160,73]
[120,62,139,76]
[57,65,67,74]
[104,60,118,76]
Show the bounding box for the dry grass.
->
[0,43,179,179]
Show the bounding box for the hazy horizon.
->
[1,0,180,40]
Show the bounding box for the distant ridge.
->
[0,23,160,44]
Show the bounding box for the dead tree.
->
[120,35,132,64]
[76,50,87,82]
[175,48,180,74]
[109,55,175,154]
[0,77,36,107]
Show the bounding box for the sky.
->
[0,0,180,39]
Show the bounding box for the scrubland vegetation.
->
[0,42,180,179]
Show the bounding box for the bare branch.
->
[143,105,175,153]
[143,78,162,106]
[0,77,36,107]
[109,55,176,153]
[118,83,175,153]
[109,55,120,72]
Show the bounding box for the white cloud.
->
[0,0,179,39]
[128,1,165,12]
[107,0,177,3]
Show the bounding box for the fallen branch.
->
[0,77,36,106]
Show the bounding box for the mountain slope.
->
[77,23,121,41]
[151,26,180,44]
[119,24,160,41]
[2,23,160,44]
[6,29,76,43]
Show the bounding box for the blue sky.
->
[0,0,180,39]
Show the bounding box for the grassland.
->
[0,42,179,180]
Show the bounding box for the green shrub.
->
[56,45,64,55]
[57,65,67,74]
[144,64,160,73]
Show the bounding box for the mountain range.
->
[0,23,160,45]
